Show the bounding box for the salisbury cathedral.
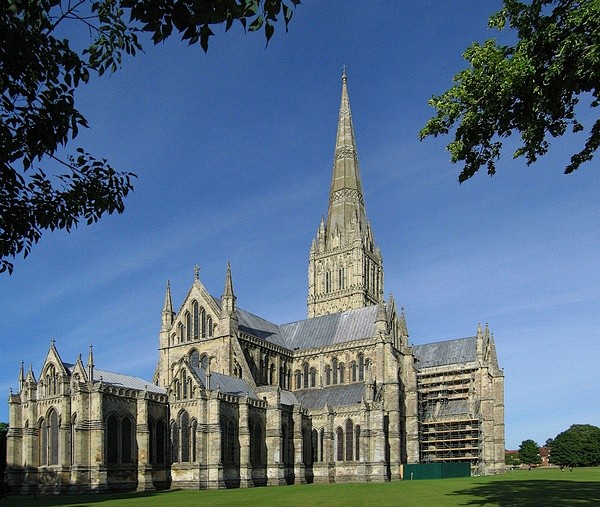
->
[5,73,505,493]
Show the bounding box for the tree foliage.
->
[549,424,600,466]
[518,439,541,465]
[420,0,600,183]
[1,0,299,274]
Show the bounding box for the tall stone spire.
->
[161,280,175,330]
[18,361,25,391]
[326,69,367,239]
[307,71,384,318]
[220,261,238,335]
[87,344,94,383]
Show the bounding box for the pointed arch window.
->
[336,427,344,461]
[319,428,325,462]
[45,364,59,397]
[182,371,188,399]
[171,420,179,463]
[338,267,345,290]
[311,429,318,463]
[207,315,213,337]
[325,365,331,386]
[350,361,357,382]
[355,425,361,461]
[185,311,191,341]
[282,424,290,465]
[191,419,197,462]
[178,323,184,343]
[325,271,331,293]
[39,418,48,465]
[105,413,134,465]
[201,354,209,370]
[70,414,77,465]
[295,370,302,390]
[106,414,119,464]
[180,410,190,463]
[303,363,309,389]
[227,420,236,463]
[192,301,199,339]
[200,307,207,338]
[156,419,166,464]
[345,420,354,461]
[332,358,338,384]
[310,367,317,388]
[40,409,59,466]
[339,363,345,384]
[190,350,199,368]
[121,417,133,464]
[358,354,365,382]
[250,420,263,465]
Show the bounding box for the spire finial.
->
[342,64,347,81]
[162,280,175,329]
[194,264,200,281]
[223,261,234,298]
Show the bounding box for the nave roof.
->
[65,364,166,395]
[413,336,477,369]
[294,383,365,410]
[231,302,381,352]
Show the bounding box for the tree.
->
[420,0,600,183]
[549,424,600,467]
[518,439,541,465]
[1,0,299,274]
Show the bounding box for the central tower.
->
[307,72,383,318]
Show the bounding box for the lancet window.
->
[105,413,134,465]
[336,427,344,461]
[358,354,365,381]
[185,311,191,341]
[39,408,59,466]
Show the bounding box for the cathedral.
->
[5,73,505,494]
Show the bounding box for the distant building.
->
[539,447,551,466]
[5,72,505,493]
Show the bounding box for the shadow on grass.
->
[1,489,180,507]
[452,480,600,506]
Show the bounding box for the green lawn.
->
[4,468,600,507]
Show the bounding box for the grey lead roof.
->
[280,390,299,406]
[190,365,258,400]
[219,297,380,351]
[294,383,365,409]
[93,368,166,395]
[413,337,477,369]
[279,306,379,350]
[236,307,289,348]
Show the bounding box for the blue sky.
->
[2,1,599,450]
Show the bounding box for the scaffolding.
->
[417,369,481,473]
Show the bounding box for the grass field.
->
[4,467,600,507]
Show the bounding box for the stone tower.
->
[307,71,383,318]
